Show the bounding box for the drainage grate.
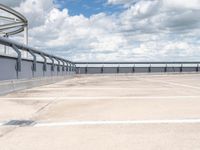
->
[4,120,36,127]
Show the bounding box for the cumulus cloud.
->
[107,0,134,5]
[163,0,200,10]
[1,0,200,61]
[14,0,54,27]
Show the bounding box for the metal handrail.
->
[75,62,200,65]
[0,37,74,66]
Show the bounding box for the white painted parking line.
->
[35,119,200,127]
[142,78,200,90]
[0,96,200,101]
[33,87,169,90]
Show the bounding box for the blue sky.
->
[54,0,124,17]
[2,0,200,61]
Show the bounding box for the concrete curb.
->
[0,75,74,95]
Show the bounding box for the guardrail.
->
[1,36,200,80]
[0,37,76,81]
[75,62,200,74]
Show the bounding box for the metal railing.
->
[1,36,200,77]
[0,37,76,80]
[75,62,200,74]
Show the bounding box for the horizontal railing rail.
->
[0,37,73,64]
[75,62,200,65]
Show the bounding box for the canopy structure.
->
[0,4,28,45]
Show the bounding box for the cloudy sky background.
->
[1,0,200,61]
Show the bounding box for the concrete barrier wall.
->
[77,67,200,74]
[0,55,75,81]
[0,56,17,80]
[0,76,74,95]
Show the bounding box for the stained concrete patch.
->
[4,120,36,127]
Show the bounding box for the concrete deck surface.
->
[1,74,200,149]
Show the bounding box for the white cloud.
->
[163,0,200,10]
[1,0,200,61]
[107,0,134,5]
[0,0,24,7]
[14,0,54,27]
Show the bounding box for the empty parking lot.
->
[0,74,200,149]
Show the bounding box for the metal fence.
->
[75,62,200,74]
[1,36,200,80]
[0,37,76,81]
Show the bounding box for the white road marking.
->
[35,119,200,127]
[0,96,200,101]
[33,87,168,90]
[142,78,200,90]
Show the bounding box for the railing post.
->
[11,44,21,74]
[39,53,47,72]
[85,65,87,74]
[66,62,69,72]
[49,56,54,72]
[28,50,37,73]
[164,64,167,72]
[54,58,60,73]
[70,63,72,72]
[117,64,119,73]
[117,67,119,73]
[61,60,65,72]
[148,64,151,73]
[180,64,183,72]
[132,64,135,73]
[101,65,104,74]
[72,64,74,72]
[73,64,76,73]
[3,34,8,54]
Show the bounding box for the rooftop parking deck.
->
[0,74,200,149]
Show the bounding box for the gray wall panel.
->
[19,60,33,79]
[88,67,102,74]
[0,57,17,80]
[166,67,181,72]
[151,67,165,73]
[182,67,197,72]
[34,62,44,78]
[45,64,52,77]
[77,67,86,74]
[134,67,149,73]
[103,67,118,74]
[119,67,132,73]
[0,55,75,81]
